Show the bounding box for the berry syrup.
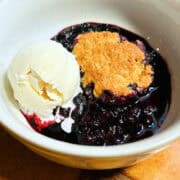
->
[24,22,171,145]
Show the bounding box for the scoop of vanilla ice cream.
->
[8,40,80,117]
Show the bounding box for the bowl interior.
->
[0,0,179,156]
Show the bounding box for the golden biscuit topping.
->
[73,31,153,96]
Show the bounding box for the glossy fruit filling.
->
[24,22,171,145]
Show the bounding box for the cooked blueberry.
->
[52,107,57,116]
[73,93,86,105]
[100,91,116,104]
[82,84,95,102]
[120,35,127,41]
[59,107,70,117]
[122,133,131,143]
[144,105,157,115]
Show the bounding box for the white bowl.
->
[0,0,179,169]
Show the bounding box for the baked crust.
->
[73,31,153,97]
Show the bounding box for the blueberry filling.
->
[26,22,171,145]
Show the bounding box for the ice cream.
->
[8,40,80,118]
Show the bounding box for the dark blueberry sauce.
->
[25,22,171,145]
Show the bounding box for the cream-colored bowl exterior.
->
[0,0,179,169]
[0,124,170,169]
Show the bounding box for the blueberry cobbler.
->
[8,22,171,145]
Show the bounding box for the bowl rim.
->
[0,0,179,158]
[0,106,179,157]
